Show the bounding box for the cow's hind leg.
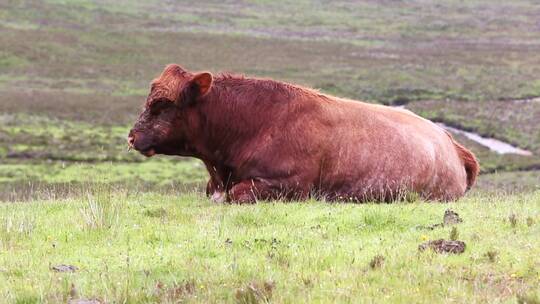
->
[228,178,309,204]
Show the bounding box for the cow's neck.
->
[190,85,265,170]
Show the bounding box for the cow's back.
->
[302,98,469,201]
[203,77,473,202]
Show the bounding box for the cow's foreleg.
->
[203,161,230,203]
[206,178,226,203]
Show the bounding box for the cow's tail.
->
[453,140,480,190]
[442,130,480,190]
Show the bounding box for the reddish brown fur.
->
[147,65,192,106]
[129,64,480,203]
[453,140,480,189]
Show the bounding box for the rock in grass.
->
[443,209,463,226]
[417,209,463,230]
[51,264,78,272]
[418,239,466,254]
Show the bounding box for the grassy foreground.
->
[1,191,539,303]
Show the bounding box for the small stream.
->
[394,106,533,156]
[436,123,532,156]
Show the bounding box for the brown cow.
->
[128,64,479,203]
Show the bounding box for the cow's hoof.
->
[210,191,226,203]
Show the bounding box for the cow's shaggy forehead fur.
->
[146,64,193,107]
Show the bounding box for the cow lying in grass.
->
[128,64,479,203]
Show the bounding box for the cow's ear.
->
[178,72,213,107]
[192,72,213,97]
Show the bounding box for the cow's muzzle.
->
[127,135,135,151]
[127,131,156,157]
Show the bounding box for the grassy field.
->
[2,0,540,103]
[1,191,539,303]
[1,0,540,303]
[1,0,540,173]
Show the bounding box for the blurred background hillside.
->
[1,0,539,201]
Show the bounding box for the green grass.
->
[475,171,540,194]
[1,190,539,303]
[1,1,540,302]
[0,158,538,203]
[0,161,206,184]
[0,159,209,202]
[0,113,137,162]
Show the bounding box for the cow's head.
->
[128,64,213,157]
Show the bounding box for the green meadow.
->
[1,0,539,303]
[2,192,539,303]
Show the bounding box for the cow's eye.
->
[150,99,171,115]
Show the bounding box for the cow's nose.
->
[127,133,135,149]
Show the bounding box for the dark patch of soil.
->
[235,280,275,304]
[419,239,466,254]
[68,299,101,304]
[51,264,78,272]
[154,281,196,302]
[6,151,54,160]
[369,255,385,269]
